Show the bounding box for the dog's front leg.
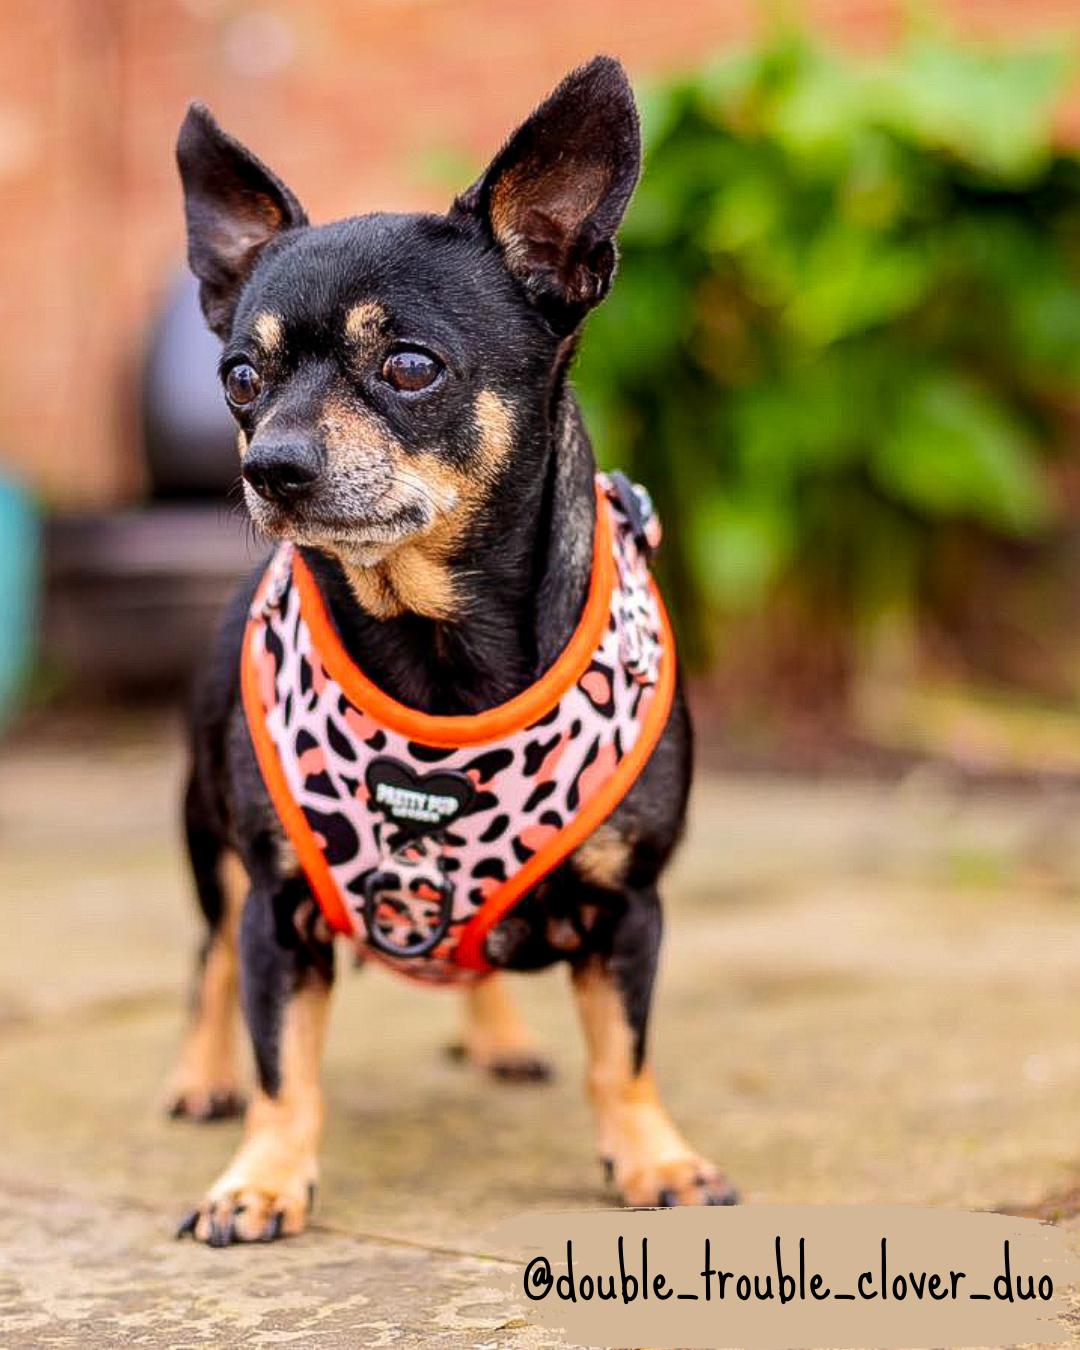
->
[449,976,552,1082]
[572,888,738,1207]
[180,876,334,1246]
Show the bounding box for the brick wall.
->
[1,0,1078,508]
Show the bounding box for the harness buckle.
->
[607,470,660,558]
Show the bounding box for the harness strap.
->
[451,589,675,969]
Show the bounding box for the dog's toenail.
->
[491,1057,552,1082]
[208,1214,231,1247]
[175,1209,198,1239]
[263,1211,284,1241]
[708,1187,739,1206]
[601,1157,614,1184]
[658,1188,678,1207]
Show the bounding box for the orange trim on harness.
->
[241,579,355,937]
[452,581,676,970]
[290,484,616,749]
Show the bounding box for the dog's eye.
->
[381,349,442,393]
[224,363,262,407]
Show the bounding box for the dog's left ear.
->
[452,55,640,331]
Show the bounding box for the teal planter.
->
[0,475,40,731]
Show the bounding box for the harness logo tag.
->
[365,757,474,834]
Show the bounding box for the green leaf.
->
[690,494,794,610]
[868,40,1074,181]
[871,374,1052,533]
[783,226,935,344]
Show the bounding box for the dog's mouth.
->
[245,486,451,567]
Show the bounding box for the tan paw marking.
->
[607,1148,738,1207]
[178,978,329,1247]
[178,1141,318,1246]
[573,960,739,1208]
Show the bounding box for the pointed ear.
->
[176,103,307,338]
[451,56,640,330]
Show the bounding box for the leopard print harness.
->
[241,472,676,984]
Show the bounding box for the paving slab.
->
[2,721,1080,1346]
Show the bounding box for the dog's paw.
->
[167,1086,245,1123]
[606,1153,739,1208]
[177,1176,315,1247]
[445,1040,553,1083]
[177,1143,317,1247]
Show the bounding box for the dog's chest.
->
[241,473,671,983]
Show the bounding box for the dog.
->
[169,55,737,1246]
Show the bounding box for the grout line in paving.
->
[0,1171,517,1267]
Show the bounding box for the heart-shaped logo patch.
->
[364,757,475,836]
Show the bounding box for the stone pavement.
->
[2,717,1080,1346]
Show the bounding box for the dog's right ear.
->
[176,104,307,338]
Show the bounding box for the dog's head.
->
[177,58,639,605]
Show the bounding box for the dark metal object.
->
[142,273,236,499]
[43,505,262,693]
[362,869,454,959]
[608,469,656,558]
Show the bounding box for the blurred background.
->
[3,7,1080,1337]
[1,0,1079,775]
[0,0,1078,774]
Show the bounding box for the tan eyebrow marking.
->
[344,301,388,358]
[252,311,284,355]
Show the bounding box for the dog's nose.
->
[242,442,322,503]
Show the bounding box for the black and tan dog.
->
[170,56,737,1246]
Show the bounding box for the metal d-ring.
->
[361,868,454,959]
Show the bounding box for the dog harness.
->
[242,472,675,983]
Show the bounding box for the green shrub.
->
[575,33,1080,675]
